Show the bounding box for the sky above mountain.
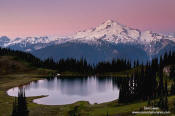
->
[0,0,175,38]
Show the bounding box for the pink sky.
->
[0,0,175,38]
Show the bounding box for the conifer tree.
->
[170,83,175,95]
[11,88,29,116]
[12,98,17,116]
[164,80,169,111]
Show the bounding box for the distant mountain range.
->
[1,20,175,63]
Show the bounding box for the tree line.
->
[118,51,175,111]
[0,47,131,74]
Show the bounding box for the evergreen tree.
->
[106,111,109,116]
[170,83,175,95]
[12,98,17,116]
[164,80,169,111]
[11,88,29,116]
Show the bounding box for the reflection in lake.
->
[7,76,120,105]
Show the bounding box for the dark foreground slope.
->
[0,54,55,115]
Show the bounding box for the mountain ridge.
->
[1,20,175,47]
[0,20,175,63]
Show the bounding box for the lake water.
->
[7,76,120,105]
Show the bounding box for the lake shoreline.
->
[1,72,175,115]
[59,71,129,77]
[7,76,120,105]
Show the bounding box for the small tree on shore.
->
[11,88,29,116]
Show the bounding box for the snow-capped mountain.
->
[1,20,175,63]
[70,20,175,55]
[72,20,141,44]
[3,36,71,51]
[71,20,175,44]
[0,36,10,46]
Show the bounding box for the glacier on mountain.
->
[0,20,175,56]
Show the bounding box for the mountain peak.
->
[96,20,116,30]
[0,36,10,42]
[104,19,115,24]
[98,19,122,30]
[72,19,128,40]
